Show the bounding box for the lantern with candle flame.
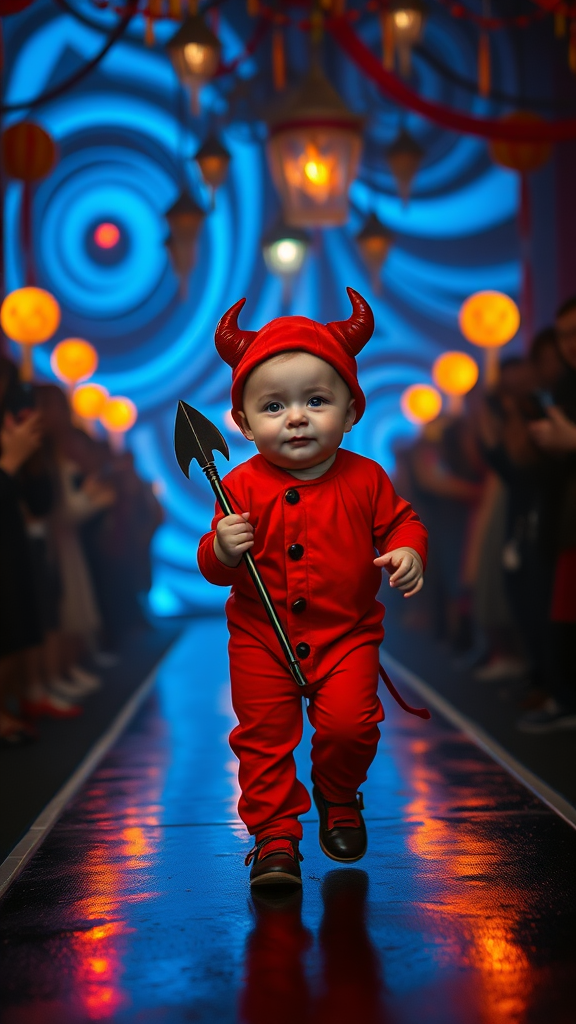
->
[267,63,363,227]
[165,190,206,297]
[0,286,60,381]
[432,351,479,414]
[386,128,423,205]
[166,14,221,114]
[72,383,109,420]
[355,213,394,289]
[194,135,231,206]
[459,290,520,386]
[401,383,442,424]
[50,339,98,387]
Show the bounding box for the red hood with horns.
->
[215,287,374,426]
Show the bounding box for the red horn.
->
[326,287,374,356]
[215,298,257,368]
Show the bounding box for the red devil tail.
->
[378,664,431,720]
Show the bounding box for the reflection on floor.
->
[0,619,575,1024]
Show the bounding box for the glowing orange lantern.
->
[100,396,137,433]
[1,122,57,181]
[401,383,442,425]
[489,113,551,174]
[432,351,479,414]
[51,339,98,386]
[72,383,109,420]
[459,290,520,385]
[0,286,61,381]
[267,64,363,227]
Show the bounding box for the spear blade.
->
[175,400,230,477]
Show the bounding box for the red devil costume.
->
[198,289,428,847]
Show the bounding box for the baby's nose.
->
[286,404,308,423]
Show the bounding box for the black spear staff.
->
[174,400,309,689]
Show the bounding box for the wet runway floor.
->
[1,619,575,1024]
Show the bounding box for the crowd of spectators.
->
[394,295,576,734]
[0,357,163,746]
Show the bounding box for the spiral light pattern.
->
[3,5,521,614]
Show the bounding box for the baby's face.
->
[237,351,355,471]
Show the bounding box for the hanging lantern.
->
[459,290,520,386]
[355,213,394,288]
[50,339,98,387]
[401,383,442,425]
[489,112,552,173]
[387,0,427,78]
[262,221,310,277]
[2,122,57,286]
[165,191,206,297]
[72,383,109,420]
[386,128,423,204]
[266,63,363,227]
[194,135,231,205]
[0,286,60,381]
[1,121,57,181]
[100,396,138,433]
[166,14,221,114]
[432,351,479,414]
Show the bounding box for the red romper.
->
[198,447,428,843]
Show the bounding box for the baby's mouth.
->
[286,436,313,447]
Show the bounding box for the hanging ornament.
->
[267,63,363,227]
[166,13,221,114]
[0,286,60,381]
[272,24,287,92]
[386,128,423,204]
[477,31,491,97]
[459,290,520,386]
[1,122,57,286]
[355,213,394,291]
[386,0,427,78]
[193,135,231,207]
[165,190,205,297]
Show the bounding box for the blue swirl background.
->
[3,1,521,614]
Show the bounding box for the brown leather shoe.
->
[313,785,367,863]
[245,836,303,888]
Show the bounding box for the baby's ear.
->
[236,410,255,441]
[343,398,356,433]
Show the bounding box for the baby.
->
[198,288,428,887]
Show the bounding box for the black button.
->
[285,488,300,505]
[292,598,307,614]
[288,543,304,561]
[296,642,310,659]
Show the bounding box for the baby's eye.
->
[265,401,283,413]
[308,396,326,407]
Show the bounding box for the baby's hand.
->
[214,512,254,567]
[374,547,424,598]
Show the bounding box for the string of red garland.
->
[326,15,576,140]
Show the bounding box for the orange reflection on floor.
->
[394,732,533,1024]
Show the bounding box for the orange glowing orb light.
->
[72,383,109,420]
[0,286,60,344]
[100,396,137,433]
[459,290,520,386]
[433,351,479,396]
[401,383,443,425]
[94,222,120,249]
[50,338,98,386]
[459,291,520,348]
